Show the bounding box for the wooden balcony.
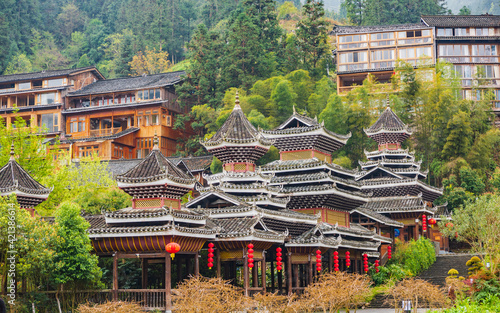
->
[89,127,123,137]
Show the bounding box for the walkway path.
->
[417,254,472,286]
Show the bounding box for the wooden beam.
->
[286,251,292,295]
[165,255,172,313]
[113,254,118,301]
[261,252,266,293]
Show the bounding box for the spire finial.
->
[9,142,15,161]
[293,105,296,114]
[153,131,159,151]
[234,90,241,110]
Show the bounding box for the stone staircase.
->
[368,254,472,308]
[417,254,472,287]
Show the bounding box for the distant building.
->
[421,15,500,111]
[332,24,435,95]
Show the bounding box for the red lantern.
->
[363,254,369,273]
[345,251,351,268]
[208,242,215,269]
[276,247,283,272]
[247,243,254,269]
[428,218,436,226]
[374,260,380,273]
[446,222,454,228]
[316,249,322,272]
[422,214,427,231]
[166,242,181,259]
[387,246,392,260]
[333,251,339,272]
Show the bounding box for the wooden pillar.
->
[176,256,182,285]
[308,256,313,285]
[286,251,292,295]
[261,253,267,293]
[165,254,172,313]
[216,248,221,278]
[270,260,275,292]
[194,252,200,277]
[354,253,358,274]
[328,250,333,272]
[244,255,249,297]
[252,261,259,288]
[277,264,283,294]
[293,265,299,288]
[113,254,118,301]
[142,259,148,289]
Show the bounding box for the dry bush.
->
[297,272,372,312]
[76,301,143,313]
[173,276,245,313]
[445,276,469,301]
[251,292,298,313]
[387,278,450,311]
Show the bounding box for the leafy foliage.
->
[391,237,436,276]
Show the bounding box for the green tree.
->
[3,53,33,74]
[307,76,335,117]
[458,6,471,15]
[242,0,282,52]
[442,110,473,160]
[342,0,365,25]
[296,0,330,76]
[278,2,299,20]
[53,201,102,311]
[56,4,86,44]
[271,80,297,122]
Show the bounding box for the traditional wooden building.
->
[0,144,52,215]
[421,15,500,113]
[60,71,191,160]
[332,24,435,95]
[0,67,104,136]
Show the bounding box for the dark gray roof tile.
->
[0,67,103,84]
[421,15,500,27]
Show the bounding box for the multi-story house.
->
[0,67,104,136]
[332,24,436,95]
[421,15,500,110]
[61,71,191,160]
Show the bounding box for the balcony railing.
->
[89,127,123,137]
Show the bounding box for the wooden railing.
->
[89,127,122,137]
[116,289,166,310]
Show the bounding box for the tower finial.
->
[293,105,296,114]
[234,90,241,110]
[9,142,14,161]
[153,131,159,151]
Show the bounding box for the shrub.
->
[77,301,143,313]
[370,263,409,286]
[466,256,484,276]
[387,278,450,310]
[391,237,436,276]
[448,269,459,278]
[174,276,244,313]
[441,295,500,313]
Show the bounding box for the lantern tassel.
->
[170,253,175,260]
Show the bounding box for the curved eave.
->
[286,239,340,249]
[201,138,274,149]
[104,214,207,226]
[0,188,51,200]
[263,126,351,144]
[339,238,381,251]
[280,184,369,202]
[117,176,196,189]
[364,128,412,137]
[216,232,286,243]
[350,209,404,228]
[88,228,217,239]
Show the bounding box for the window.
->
[455,28,469,36]
[371,32,394,40]
[69,117,86,133]
[370,49,395,69]
[399,48,415,59]
[18,82,31,90]
[437,28,453,36]
[416,47,432,57]
[475,28,490,36]
[152,110,159,125]
[398,29,431,45]
[339,34,367,43]
[339,51,367,63]
[79,145,99,158]
[38,93,57,105]
[137,89,161,101]
[46,78,65,88]
[39,114,59,132]
[166,115,172,127]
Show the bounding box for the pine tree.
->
[242,0,282,52]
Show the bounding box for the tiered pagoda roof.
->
[364,107,412,145]
[116,137,196,199]
[201,93,273,167]
[263,108,351,155]
[0,145,52,208]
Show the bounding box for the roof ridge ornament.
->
[9,142,15,161]
[153,131,159,151]
[234,90,241,110]
[292,105,296,114]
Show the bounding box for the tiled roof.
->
[276,110,319,129]
[116,145,195,185]
[68,71,185,96]
[421,15,500,27]
[104,159,143,178]
[206,102,262,142]
[366,107,408,133]
[351,207,404,227]
[360,195,425,212]
[175,155,212,173]
[0,153,51,196]
[0,66,104,84]
[331,24,428,35]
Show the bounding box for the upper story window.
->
[137,89,161,101]
[38,92,57,105]
[0,83,15,93]
[46,78,65,88]
[338,34,368,50]
[370,32,395,47]
[18,82,31,90]
[338,51,368,71]
[437,28,453,36]
[472,45,497,56]
[439,45,469,56]
[398,29,432,45]
[455,28,470,36]
[473,28,492,36]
